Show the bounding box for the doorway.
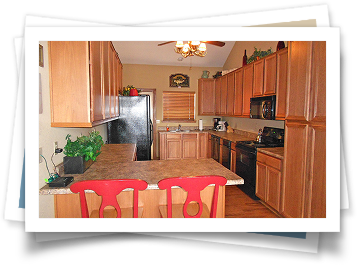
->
[139,88,158,159]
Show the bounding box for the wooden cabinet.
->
[233,69,243,116]
[49,41,122,127]
[220,75,228,115]
[226,72,235,116]
[242,64,254,117]
[230,142,236,173]
[281,41,326,218]
[215,78,221,115]
[252,59,264,97]
[160,132,208,160]
[256,152,283,212]
[182,134,198,159]
[275,48,288,120]
[166,134,182,160]
[264,53,277,95]
[198,78,215,115]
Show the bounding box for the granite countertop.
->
[209,131,256,143]
[159,130,209,134]
[39,144,243,195]
[257,147,284,160]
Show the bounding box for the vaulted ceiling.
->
[112,41,236,68]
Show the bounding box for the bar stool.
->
[158,175,227,218]
[70,179,148,218]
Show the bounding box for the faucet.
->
[178,124,182,131]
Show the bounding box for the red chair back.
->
[70,179,148,218]
[158,175,227,218]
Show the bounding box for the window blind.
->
[163,91,195,121]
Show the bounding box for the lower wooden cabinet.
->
[256,152,283,213]
[160,132,208,160]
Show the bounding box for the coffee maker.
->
[213,118,221,130]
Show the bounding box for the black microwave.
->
[250,95,276,120]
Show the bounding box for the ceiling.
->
[112,41,236,68]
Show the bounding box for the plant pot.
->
[129,89,139,96]
[63,156,94,174]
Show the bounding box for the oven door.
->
[236,144,257,189]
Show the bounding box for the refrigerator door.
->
[107,95,152,160]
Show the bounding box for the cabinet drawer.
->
[257,152,282,170]
[166,134,182,140]
[182,133,197,139]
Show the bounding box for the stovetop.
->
[237,140,284,148]
[237,127,285,150]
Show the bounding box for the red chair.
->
[70,179,148,218]
[158,175,227,218]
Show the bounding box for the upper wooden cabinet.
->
[212,48,287,119]
[49,41,122,127]
[198,78,215,115]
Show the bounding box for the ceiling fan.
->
[158,41,225,58]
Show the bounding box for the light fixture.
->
[174,41,207,58]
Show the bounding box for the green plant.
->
[247,47,273,64]
[63,131,104,161]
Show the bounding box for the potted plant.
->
[63,131,104,174]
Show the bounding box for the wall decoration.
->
[39,44,44,67]
[169,73,189,88]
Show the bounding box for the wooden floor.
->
[225,185,280,218]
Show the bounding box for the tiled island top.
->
[39,143,243,195]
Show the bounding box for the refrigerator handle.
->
[149,119,153,146]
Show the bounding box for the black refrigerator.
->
[107,95,153,161]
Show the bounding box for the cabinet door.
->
[242,64,253,117]
[89,41,104,122]
[305,125,326,218]
[49,41,91,127]
[109,44,115,118]
[266,166,282,212]
[220,75,228,115]
[275,48,288,120]
[263,53,277,95]
[198,79,215,115]
[233,69,243,116]
[166,135,182,160]
[215,78,221,115]
[252,59,264,97]
[256,161,267,200]
[286,41,312,121]
[197,133,208,159]
[281,121,309,218]
[182,134,198,159]
[102,41,111,119]
[226,72,235,116]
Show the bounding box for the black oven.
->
[235,143,260,200]
[250,95,276,120]
[221,139,231,170]
[211,135,220,163]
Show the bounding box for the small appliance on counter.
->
[216,121,227,131]
[213,118,221,130]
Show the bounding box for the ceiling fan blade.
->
[157,41,176,46]
[202,41,226,47]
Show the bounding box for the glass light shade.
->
[198,43,206,51]
[183,43,190,52]
[176,41,184,48]
[191,41,200,46]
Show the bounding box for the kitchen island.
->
[39,144,243,218]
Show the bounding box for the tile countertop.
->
[209,131,256,143]
[39,143,243,195]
